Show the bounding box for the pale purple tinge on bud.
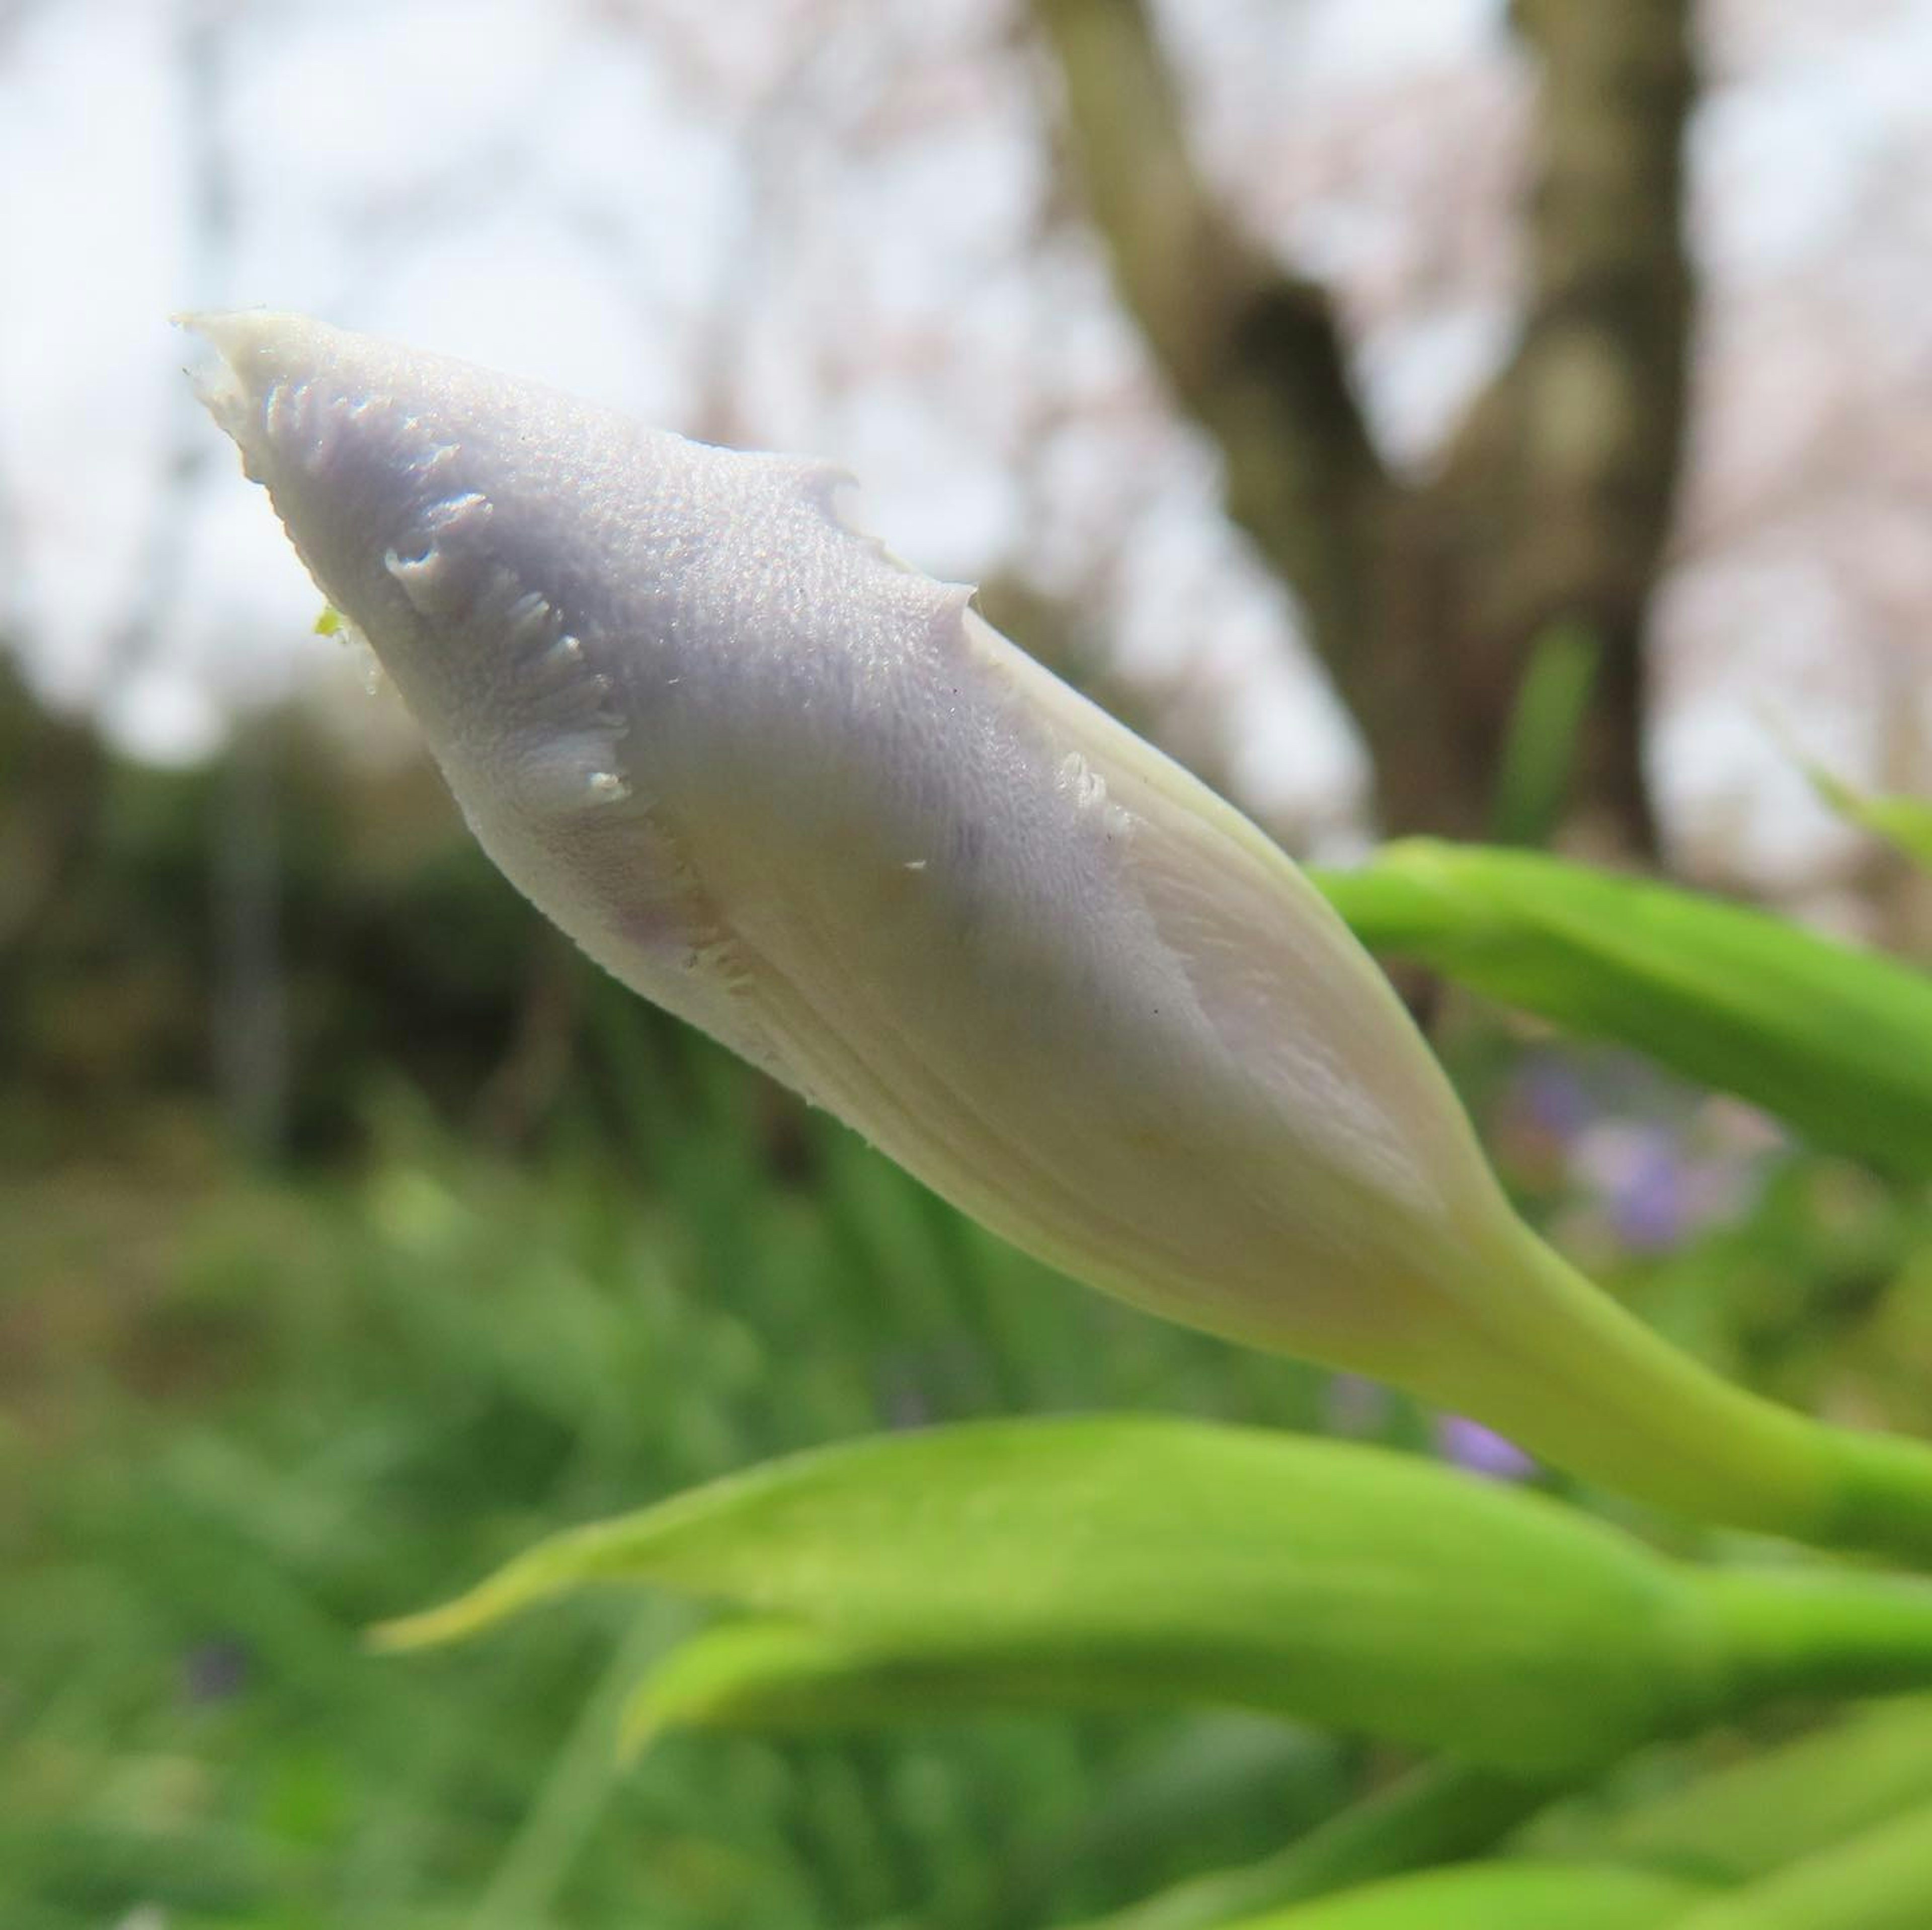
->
[182,312,1872,1545]
[185,310,1527,1383]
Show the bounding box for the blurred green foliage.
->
[2,663,1361,1925]
[9,664,1932,1926]
[2,1054,1360,1930]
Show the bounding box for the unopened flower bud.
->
[187,311,1932,1561]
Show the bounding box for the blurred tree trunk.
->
[1033,0,1694,852]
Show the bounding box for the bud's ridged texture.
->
[191,310,1531,1376]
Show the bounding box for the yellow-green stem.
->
[1699,1568,1932,1709]
[1393,1224,1932,1565]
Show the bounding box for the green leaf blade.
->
[377,1416,1727,1774]
[1316,841,1932,1177]
[1580,1697,1932,1884]
[1220,1861,1706,1930]
[1794,750,1932,874]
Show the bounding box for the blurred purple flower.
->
[1515,1057,1595,1139]
[1568,1117,1762,1257]
[1436,1414,1536,1482]
[1493,1054,1599,1190]
[1608,1131,1689,1253]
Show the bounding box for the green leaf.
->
[1563,1698,1932,1886]
[376,1416,1931,1776]
[618,1614,1200,1750]
[622,1616,1356,1753]
[1314,841,1932,1177]
[1793,750,1932,874]
[1221,1861,1705,1930]
[1488,620,1601,849]
[1675,1795,1932,1929]
[1066,1764,1569,1930]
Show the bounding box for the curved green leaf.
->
[623,1617,1363,1752]
[1676,1795,1932,1929]
[1222,1861,1704,1930]
[1067,1763,1570,1930]
[378,1418,1714,1773]
[1108,1699,1932,1930]
[1315,841,1932,1176]
[1560,1698,1932,1885]
[1799,759,1932,875]
[376,1417,1932,1776]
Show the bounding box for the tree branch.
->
[1034,0,1696,850]
[1031,0,1392,714]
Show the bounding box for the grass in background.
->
[2,996,1351,1930]
[12,960,1932,1928]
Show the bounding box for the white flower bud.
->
[189,310,1513,1367]
[193,311,1932,1561]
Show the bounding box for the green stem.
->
[1405,1223,1932,1566]
[1700,1569,1932,1711]
[470,1612,665,1929]
[1069,1761,1567,1930]
[1820,1430,1932,1568]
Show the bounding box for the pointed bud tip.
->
[177,308,292,453]
[174,308,354,459]
[173,305,335,369]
